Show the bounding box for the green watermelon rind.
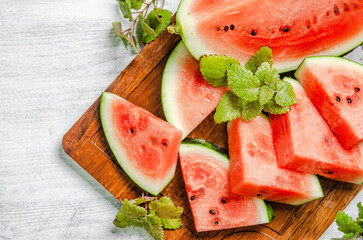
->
[100,92,177,196]
[180,138,275,224]
[175,0,363,73]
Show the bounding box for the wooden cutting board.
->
[62,26,362,239]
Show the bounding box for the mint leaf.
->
[274,80,297,107]
[160,218,182,230]
[241,101,263,121]
[358,202,363,221]
[144,9,172,43]
[343,233,356,238]
[214,91,246,123]
[144,215,164,240]
[255,62,279,85]
[199,55,239,87]
[113,199,148,228]
[130,0,144,10]
[140,16,155,35]
[119,0,133,22]
[149,196,183,230]
[245,46,273,74]
[132,196,157,205]
[259,85,274,105]
[227,64,260,101]
[336,211,362,235]
[263,100,290,115]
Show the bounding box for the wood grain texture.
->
[62,19,363,240]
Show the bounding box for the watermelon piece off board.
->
[162,41,225,138]
[100,92,183,195]
[270,78,363,184]
[228,115,323,205]
[179,139,275,232]
[295,56,363,148]
[176,0,363,72]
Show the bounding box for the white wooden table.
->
[0,0,361,239]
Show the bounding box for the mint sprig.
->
[199,46,297,123]
[113,196,183,240]
[334,202,363,239]
[113,0,172,53]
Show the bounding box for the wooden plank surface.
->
[62,26,363,239]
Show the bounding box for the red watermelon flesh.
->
[270,78,363,184]
[176,0,363,72]
[162,42,225,138]
[100,92,183,195]
[228,115,323,205]
[179,139,274,232]
[295,56,363,148]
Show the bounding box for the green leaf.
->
[336,211,362,235]
[343,233,355,238]
[149,197,183,230]
[199,55,239,87]
[255,62,280,85]
[227,64,260,101]
[118,0,133,22]
[263,100,290,115]
[358,202,363,221]
[113,199,148,228]
[132,196,157,205]
[241,101,263,121]
[140,16,155,35]
[143,215,164,240]
[130,0,144,10]
[259,85,274,105]
[274,80,297,107]
[160,218,182,230]
[245,46,273,74]
[144,9,172,43]
[214,91,246,123]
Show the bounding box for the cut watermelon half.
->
[228,115,323,205]
[179,139,274,232]
[176,0,363,72]
[270,78,363,184]
[100,92,183,195]
[161,42,225,138]
[295,56,363,148]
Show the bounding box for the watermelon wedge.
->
[176,0,363,72]
[228,115,323,205]
[295,56,363,148]
[179,139,274,232]
[270,78,363,184]
[100,92,183,195]
[162,42,225,138]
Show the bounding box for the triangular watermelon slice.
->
[179,139,274,232]
[270,78,363,184]
[161,42,225,138]
[295,56,363,148]
[228,115,323,205]
[100,92,183,195]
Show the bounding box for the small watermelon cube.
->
[270,78,363,184]
[228,114,323,205]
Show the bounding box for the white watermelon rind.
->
[175,0,363,73]
[180,139,275,224]
[100,92,177,196]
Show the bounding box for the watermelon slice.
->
[100,92,183,195]
[179,139,274,232]
[270,78,363,184]
[295,56,363,148]
[228,115,323,205]
[162,42,225,138]
[176,0,363,72]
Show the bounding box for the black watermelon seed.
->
[163,142,167,146]
[355,87,360,92]
[307,25,310,29]
[130,128,135,134]
[334,5,340,15]
[230,24,235,30]
[214,221,219,225]
[190,196,196,201]
[257,194,262,196]
[347,98,352,103]
[328,171,333,174]
[221,198,226,204]
[283,27,289,32]
[251,30,257,36]
[336,96,341,102]
[209,210,216,215]
[224,26,229,31]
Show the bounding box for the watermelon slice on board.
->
[100,92,183,195]
[228,115,324,205]
[270,78,363,184]
[161,41,225,138]
[176,0,363,72]
[295,56,363,148]
[179,139,275,232]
